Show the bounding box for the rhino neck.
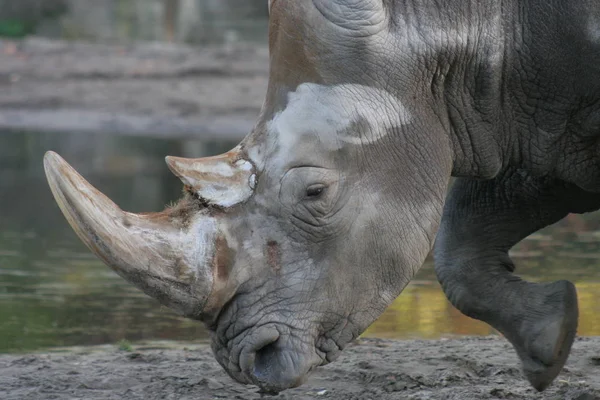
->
[421,0,600,184]
[394,0,511,180]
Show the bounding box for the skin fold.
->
[44,0,600,394]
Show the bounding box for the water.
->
[1,130,600,353]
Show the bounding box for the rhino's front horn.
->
[166,148,256,208]
[43,151,220,319]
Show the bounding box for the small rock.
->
[187,377,204,386]
[127,352,142,360]
[357,361,374,369]
[489,388,510,397]
[384,381,408,392]
[207,378,225,390]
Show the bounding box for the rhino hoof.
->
[519,280,578,391]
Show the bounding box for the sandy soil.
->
[0,37,268,139]
[1,336,599,400]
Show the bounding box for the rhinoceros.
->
[43,0,600,394]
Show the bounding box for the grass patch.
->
[116,339,133,352]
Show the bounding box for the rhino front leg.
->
[434,168,600,391]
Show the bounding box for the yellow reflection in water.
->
[364,282,600,339]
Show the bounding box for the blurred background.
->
[0,0,268,44]
[0,0,599,354]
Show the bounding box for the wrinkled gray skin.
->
[44,0,600,395]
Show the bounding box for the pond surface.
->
[1,129,600,353]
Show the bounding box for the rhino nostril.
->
[239,327,279,377]
[253,340,280,380]
[250,338,308,392]
[239,327,311,392]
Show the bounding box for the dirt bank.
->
[1,336,599,400]
[0,37,269,139]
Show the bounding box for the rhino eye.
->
[305,184,326,199]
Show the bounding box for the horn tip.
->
[165,155,181,176]
[165,156,193,188]
[44,150,61,165]
[43,151,66,178]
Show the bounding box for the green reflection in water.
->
[1,129,600,353]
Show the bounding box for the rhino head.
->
[44,0,454,393]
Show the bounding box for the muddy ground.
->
[1,337,599,400]
[0,37,268,139]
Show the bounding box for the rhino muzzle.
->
[43,150,254,320]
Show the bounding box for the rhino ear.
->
[312,0,388,35]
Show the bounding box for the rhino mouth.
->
[211,309,345,393]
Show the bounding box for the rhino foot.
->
[512,280,578,391]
